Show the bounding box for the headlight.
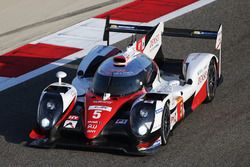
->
[37,92,64,130]
[130,102,155,137]
[140,108,149,118]
[41,118,50,128]
[138,125,148,136]
[46,101,56,110]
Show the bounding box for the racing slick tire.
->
[160,107,170,145]
[205,58,218,102]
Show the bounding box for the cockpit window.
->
[93,71,145,96]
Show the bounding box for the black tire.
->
[160,107,170,145]
[205,59,218,102]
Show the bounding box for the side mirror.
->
[56,71,67,85]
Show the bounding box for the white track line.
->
[147,0,216,25]
[0,0,216,92]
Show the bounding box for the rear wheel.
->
[160,107,170,145]
[205,59,218,102]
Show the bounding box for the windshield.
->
[93,72,145,96]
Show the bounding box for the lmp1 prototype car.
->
[29,17,223,155]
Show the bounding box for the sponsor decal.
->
[63,120,78,129]
[87,124,98,129]
[115,119,128,125]
[136,35,146,52]
[93,100,112,104]
[87,130,96,133]
[103,93,111,101]
[176,96,184,121]
[117,25,135,30]
[198,71,208,85]
[144,100,154,104]
[155,108,163,114]
[149,34,160,48]
[88,120,98,124]
[67,115,79,121]
[88,105,112,112]
[170,112,177,127]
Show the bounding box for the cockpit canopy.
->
[93,53,157,96]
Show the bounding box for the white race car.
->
[29,17,223,155]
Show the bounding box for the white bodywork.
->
[40,82,77,113]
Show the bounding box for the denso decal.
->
[63,120,78,129]
[88,105,112,112]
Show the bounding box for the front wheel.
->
[160,107,170,145]
[205,59,218,102]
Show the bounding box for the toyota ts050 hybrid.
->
[29,17,223,155]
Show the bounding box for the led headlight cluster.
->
[37,92,63,130]
[130,103,155,137]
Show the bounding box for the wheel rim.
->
[163,111,169,137]
[208,64,216,97]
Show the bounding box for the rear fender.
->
[184,53,217,92]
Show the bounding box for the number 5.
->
[93,110,102,119]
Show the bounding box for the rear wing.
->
[103,16,222,75]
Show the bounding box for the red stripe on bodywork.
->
[95,0,197,22]
[29,129,45,140]
[0,43,81,77]
[55,97,76,127]
[191,80,207,111]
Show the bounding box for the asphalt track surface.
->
[0,0,249,166]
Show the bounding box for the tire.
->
[160,107,170,145]
[205,59,218,102]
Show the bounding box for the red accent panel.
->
[137,137,160,150]
[95,0,197,22]
[55,97,76,126]
[29,129,45,140]
[0,43,81,77]
[191,80,207,111]
[84,90,146,139]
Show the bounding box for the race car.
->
[29,17,223,155]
